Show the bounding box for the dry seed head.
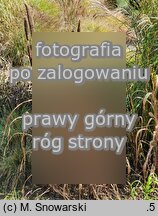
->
[24,3,34,36]
[77,20,81,32]
[24,17,29,41]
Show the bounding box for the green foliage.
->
[30,0,59,16]
[133,0,158,73]
[0,79,32,192]
[130,175,158,199]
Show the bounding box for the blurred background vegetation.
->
[0,0,158,200]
